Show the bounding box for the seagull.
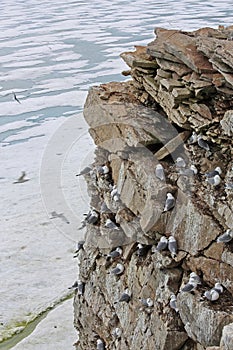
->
[110,185,120,201]
[204,167,222,178]
[206,174,221,186]
[73,240,85,258]
[188,131,198,144]
[13,91,21,104]
[139,297,154,307]
[105,219,119,230]
[68,280,85,295]
[106,247,122,261]
[155,164,166,181]
[136,243,151,257]
[168,236,177,258]
[163,193,175,212]
[204,288,220,301]
[197,135,210,151]
[78,209,99,229]
[13,171,29,184]
[189,272,202,285]
[76,166,92,176]
[225,182,233,190]
[97,338,105,350]
[179,165,198,176]
[112,327,122,338]
[169,294,178,312]
[155,236,168,252]
[114,288,131,304]
[217,229,233,243]
[110,263,124,275]
[181,276,198,292]
[97,165,109,175]
[213,282,223,294]
[175,157,186,168]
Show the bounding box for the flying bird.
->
[13,171,29,184]
[76,166,92,176]
[13,91,21,104]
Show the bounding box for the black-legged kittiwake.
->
[100,202,112,214]
[206,174,221,186]
[169,294,178,312]
[112,327,122,338]
[217,229,233,243]
[76,166,92,176]
[197,135,210,151]
[181,275,199,292]
[13,171,29,184]
[68,280,85,295]
[105,218,120,230]
[73,240,85,257]
[139,297,154,307]
[188,131,197,144]
[97,338,105,350]
[106,247,122,260]
[204,288,220,301]
[110,185,120,201]
[225,182,233,190]
[136,243,151,257]
[155,236,168,252]
[213,282,223,294]
[168,236,177,257]
[163,193,175,212]
[155,164,166,181]
[179,165,198,176]
[189,272,202,285]
[78,209,99,229]
[175,157,186,168]
[97,164,110,175]
[114,288,131,304]
[205,166,222,178]
[110,263,124,275]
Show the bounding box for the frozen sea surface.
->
[0,0,232,348]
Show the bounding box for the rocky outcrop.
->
[74,26,233,350]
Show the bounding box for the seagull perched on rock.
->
[105,218,119,230]
[155,236,168,252]
[110,185,120,201]
[169,294,178,312]
[179,164,198,176]
[163,193,175,212]
[217,229,233,243]
[155,164,166,181]
[136,243,151,257]
[175,157,186,168]
[109,263,124,276]
[204,283,223,302]
[197,135,210,151]
[206,174,221,186]
[78,209,99,229]
[112,327,122,339]
[204,166,222,178]
[68,280,85,295]
[97,164,110,175]
[181,273,200,293]
[97,338,105,350]
[189,272,202,285]
[188,131,198,144]
[76,166,92,176]
[168,236,177,258]
[106,247,122,261]
[114,288,131,304]
[139,297,154,307]
[73,240,85,257]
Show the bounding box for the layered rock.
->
[74,26,233,350]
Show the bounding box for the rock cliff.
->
[74,26,233,350]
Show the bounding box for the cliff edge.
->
[74,26,233,350]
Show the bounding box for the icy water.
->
[0,0,232,348]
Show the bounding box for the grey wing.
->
[156,241,167,251]
[181,283,195,292]
[168,241,177,254]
